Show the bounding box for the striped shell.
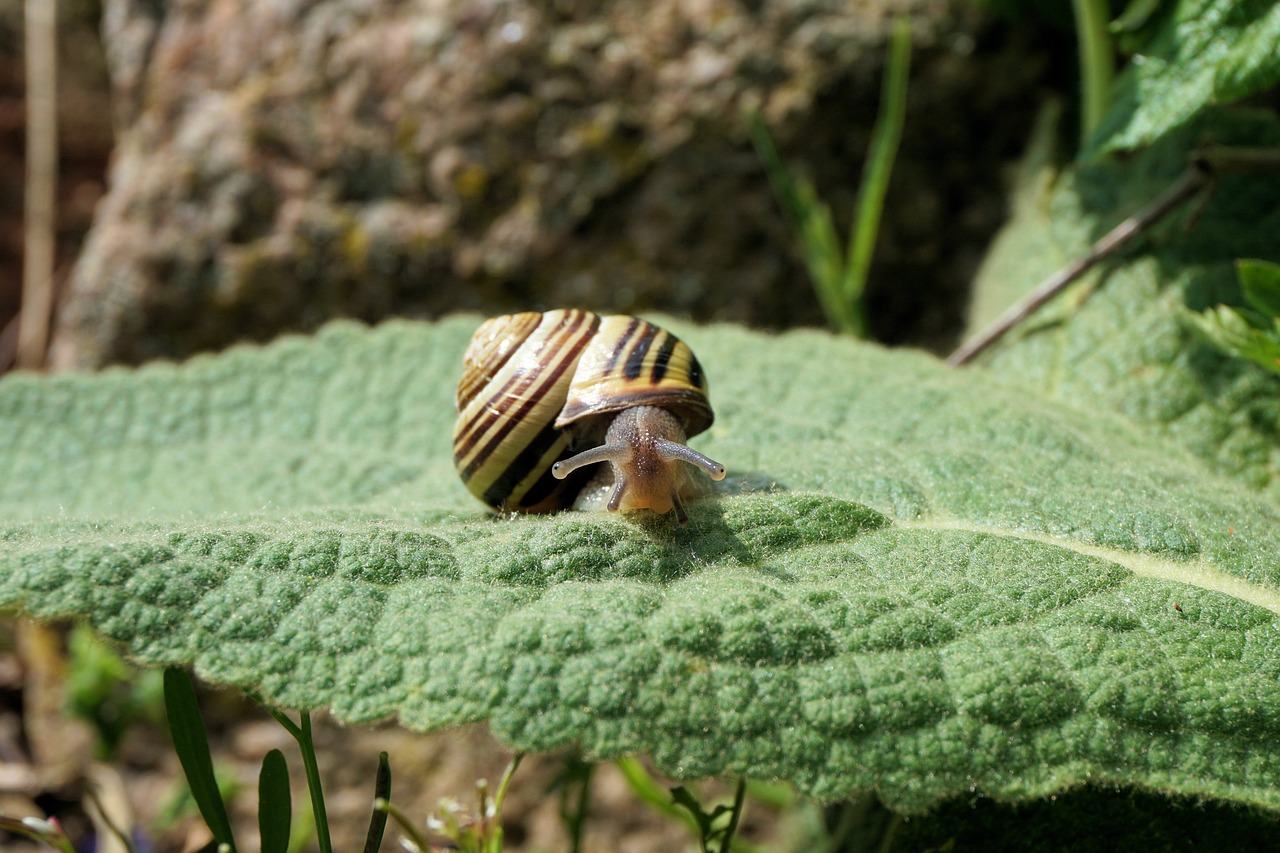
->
[453,309,716,515]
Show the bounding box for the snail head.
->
[550,405,726,523]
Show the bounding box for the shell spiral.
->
[452,309,717,515]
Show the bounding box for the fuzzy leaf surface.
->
[969,112,1280,497]
[4,317,1280,812]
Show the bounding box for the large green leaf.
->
[969,111,1280,497]
[1091,0,1280,152]
[4,316,1280,813]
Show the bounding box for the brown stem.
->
[947,160,1214,366]
[19,0,58,371]
[1197,146,1280,173]
[0,314,20,374]
[948,145,1280,368]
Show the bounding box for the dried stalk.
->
[947,148,1280,367]
[19,0,58,370]
[947,161,1212,366]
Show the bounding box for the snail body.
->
[453,309,725,522]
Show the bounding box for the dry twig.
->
[19,0,58,370]
[947,147,1280,367]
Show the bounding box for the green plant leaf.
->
[670,781,747,853]
[968,110,1280,495]
[1183,260,1280,377]
[65,622,165,757]
[1183,304,1280,375]
[6,315,1280,814]
[748,110,858,336]
[164,669,237,852]
[1110,0,1163,34]
[258,748,292,853]
[745,12,911,343]
[261,710,332,853]
[1091,0,1280,152]
[1237,258,1280,319]
[362,752,390,853]
[671,787,720,852]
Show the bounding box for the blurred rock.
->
[55,0,1055,366]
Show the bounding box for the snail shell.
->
[453,309,726,522]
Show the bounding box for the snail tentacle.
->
[554,406,723,523]
[607,476,629,512]
[669,490,688,524]
[653,438,727,481]
[551,443,629,480]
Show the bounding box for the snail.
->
[453,309,726,523]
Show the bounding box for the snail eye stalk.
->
[653,438,726,481]
[551,443,629,480]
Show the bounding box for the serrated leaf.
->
[6,316,1280,814]
[1091,0,1280,152]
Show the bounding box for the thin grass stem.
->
[1071,0,1114,146]
[843,16,912,338]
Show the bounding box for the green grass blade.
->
[746,110,807,228]
[616,758,698,831]
[1070,0,1115,146]
[486,752,525,853]
[361,752,391,853]
[748,111,858,335]
[796,180,857,333]
[750,18,913,341]
[842,16,913,336]
[0,816,77,853]
[163,669,237,852]
[256,701,331,853]
[258,748,292,853]
[1109,0,1161,33]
